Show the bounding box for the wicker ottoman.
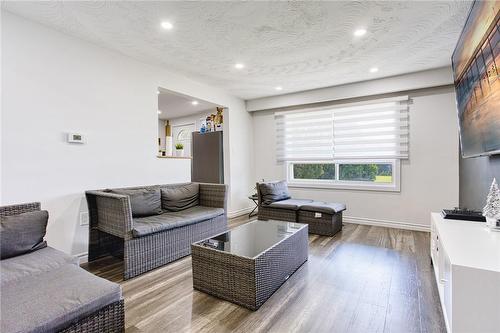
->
[298,202,346,236]
[191,220,308,310]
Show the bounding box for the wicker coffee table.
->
[191,220,308,310]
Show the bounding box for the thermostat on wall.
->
[67,133,85,144]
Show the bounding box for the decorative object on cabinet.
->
[175,143,184,157]
[165,120,173,156]
[483,177,500,231]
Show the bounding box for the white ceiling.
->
[3,1,472,100]
[157,88,219,120]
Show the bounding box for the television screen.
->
[452,0,500,158]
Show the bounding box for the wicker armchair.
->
[256,181,346,236]
[86,182,228,280]
[0,203,124,333]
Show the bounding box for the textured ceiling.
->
[158,88,219,120]
[3,1,472,99]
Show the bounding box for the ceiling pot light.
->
[192,101,199,105]
[161,21,173,30]
[234,63,245,69]
[157,110,162,114]
[354,28,367,37]
[369,67,379,73]
[275,86,283,91]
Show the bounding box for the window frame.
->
[286,159,401,192]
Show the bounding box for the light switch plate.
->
[80,211,89,226]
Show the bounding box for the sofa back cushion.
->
[258,181,291,205]
[110,188,162,217]
[0,210,48,259]
[161,183,199,212]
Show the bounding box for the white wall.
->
[168,109,213,132]
[252,85,459,230]
[1,12,254,255]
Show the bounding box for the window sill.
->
[288,181,400,192]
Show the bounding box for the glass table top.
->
[195,219,306,258]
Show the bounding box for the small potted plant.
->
[175,143,184,157]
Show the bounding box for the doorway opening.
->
[157,87,227,184]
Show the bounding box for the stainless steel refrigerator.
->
[191,131,224,184]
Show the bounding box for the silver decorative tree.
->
[483,178,500,218]
[483,178,500,231]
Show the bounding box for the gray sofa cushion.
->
[259,181,291,205]
[1,263,121,333]
[132,206,224,237]
[161,183,199,212]
[268,199,313,211]
[110,188,162,217]
[300,201,347,214]
[0,210,48,259]
[1,246,78,286]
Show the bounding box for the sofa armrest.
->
[0,202,41,217]
[198,183,228,213]
[85,191,133,239]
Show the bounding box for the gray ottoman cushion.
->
[1,264,121,333]
[161,183,199,212]
[259,181,291,205]
[110,188,162,217]
[0,210,48,259]
[268,199,313,210]
[300,201,346,214]
[0,246,78,286]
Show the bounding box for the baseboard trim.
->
[343,215,430,232]
[227,206,254,219]
[75,252,88,265]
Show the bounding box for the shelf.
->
[157,155,192,160]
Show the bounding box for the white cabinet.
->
[430,213,500,333]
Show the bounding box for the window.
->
[287,160,399,191]
[276,96,409,191]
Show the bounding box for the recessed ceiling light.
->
[157,110,162,114]
[354,28,367,37]
[161,21,173,30]
[191,101,199,105]
[157,90,160,94]
[234,63,245,69]
[275,86,283,91]
[369,67,379,73]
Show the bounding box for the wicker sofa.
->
[0,202,124,333]
[256,181,346,236]
[86,182,228,280]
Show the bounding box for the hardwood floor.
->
[82,216,445,333]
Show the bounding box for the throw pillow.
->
[111,188,162,217]
[1,210,48,259]
[161,183,199,212]
[259,181,291,205]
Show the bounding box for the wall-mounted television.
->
[452,0,500,158]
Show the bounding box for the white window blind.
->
[275,96,409,162]
[275,109,334,161]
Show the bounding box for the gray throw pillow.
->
[259,181,291,205]
[1,210,48,259]
[111,188,162,217]
[161,183,199,212]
